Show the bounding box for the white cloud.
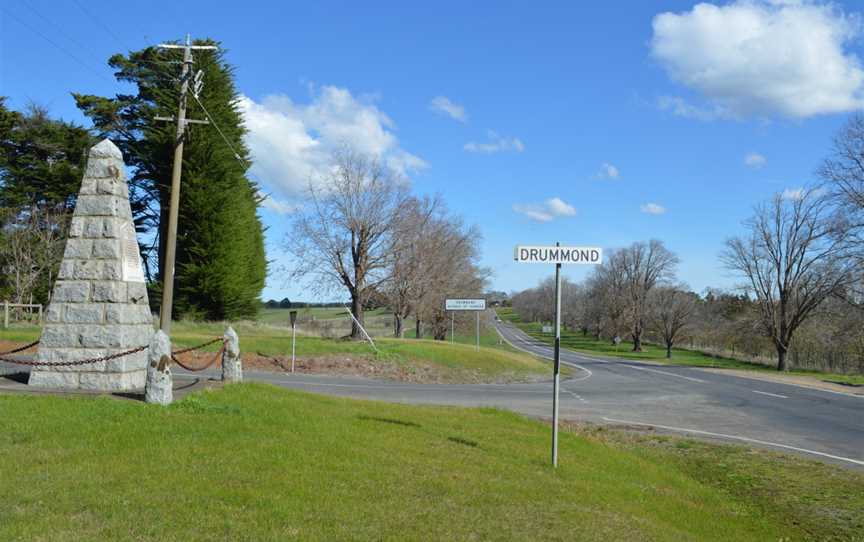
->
[258,193,301,215]
[464,130,525,154]
[745,152,767,168]
[513,197,576,222]
[651,1,864,119]
[640,203,667,215]
[597,162,620,179]
[237,85,427,197]
[781,187,805,200]
[430,96,467,122]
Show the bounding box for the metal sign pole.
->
[289,310,298,373]
[451,312,454,343]
[552,242,562,468]
[476,311,480,352]
[291,323,296,373]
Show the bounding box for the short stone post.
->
[222,326,241,383]
[145,330,172,405]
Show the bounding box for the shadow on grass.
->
[357,414,420,428]
[448,436,478,448]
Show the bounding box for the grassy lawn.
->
[497,308,864,386]
[3,384,861,540]
[1,320,550,383]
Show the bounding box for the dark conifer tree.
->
[75,40,266,320]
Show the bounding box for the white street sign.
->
[514,245,602,265]
[445,299,486,311]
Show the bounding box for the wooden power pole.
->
[155,35,216,333]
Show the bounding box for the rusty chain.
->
[0,335,226,370]
[0,340,40,356]
[171,340,226,372]
[0,344,149,367]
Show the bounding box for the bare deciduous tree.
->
[0,205,67,304]
[649,285,696,359]
[721,189,855,371]
[615,240,679,351]
[285,148,410,340]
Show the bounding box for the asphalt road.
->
[4,322,862,467]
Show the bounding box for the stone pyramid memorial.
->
[29,140,154,391]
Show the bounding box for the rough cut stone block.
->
[52,281,90,302]
[38,348,107,372]
[76,195,120,217]
[45,303,64,323]
[92,281,126,303]
[127,283,148,304]
[78,324,126,348]
[92,239,121,259]
[79,372,133,391]
[97,178,124,195]
[73,260,102,280]
[101,217,120,238]
[85,157,124,180]
[39,325,83,348]
[64,239,93,259]
[28,371,80,389]
[69,217,84,237]
[79,178,98,195]
[101,261,122,280]
[105,347,147,372]
[105,304,152,325]
[65,303,104,324]
[57,260,75,280]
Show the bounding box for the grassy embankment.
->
[497,307,864,386]
[1,314,549,383]
[2,383,862,541]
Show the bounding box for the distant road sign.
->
[445,299,486,311]
[542,325,553,333]
[514,245,602,265]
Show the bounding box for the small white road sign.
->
[514,245,602,265]
[445,299,486,311]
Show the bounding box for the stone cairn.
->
[29,140,154,391]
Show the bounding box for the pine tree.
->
[74,40,266,320]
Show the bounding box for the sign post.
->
[444,299,486,352]
[514,243,603,467]
[289,310,298,373]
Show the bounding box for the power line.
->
[1,6,115,84]
[70,0,132,53]
[190,92,250,169]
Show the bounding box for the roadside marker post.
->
[289,310,298,373]
[444,299,487,352]
[514,243,603,467]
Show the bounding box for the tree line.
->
[0,39,266,320]
[512,115,864,373]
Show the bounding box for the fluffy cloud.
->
[513,197,576,222]
[598,162,620,179]
[651,1,864,119]
[464,130,525,154]
[745,152,767,168]
[238,85,427,196]
[640,202,667,215]
[430,96,467,122]
[781,187,805,200]
[258,193,301,215]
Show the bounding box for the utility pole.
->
[155,35,216,333]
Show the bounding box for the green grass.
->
[4,384,860,541]
[1,320,550,382]
[497,308,864,385]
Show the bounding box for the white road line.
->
[493,324,593,382]
[565,390,588,403]
[752,390,788,399]
[622,364,706,383]
[601,416,864,467]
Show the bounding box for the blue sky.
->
[2,0,863,301]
